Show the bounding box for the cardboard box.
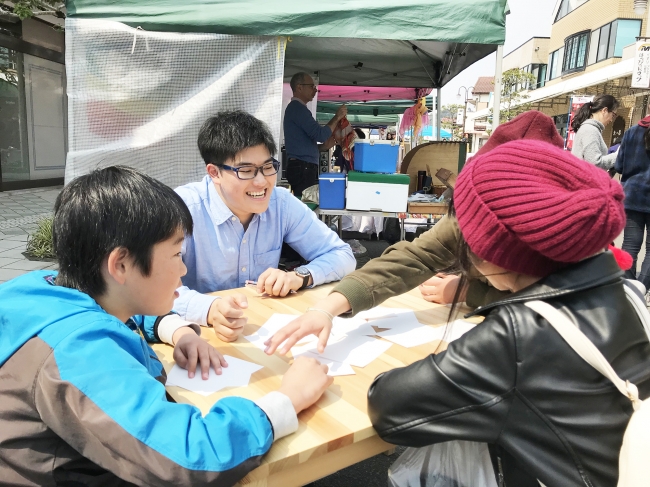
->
[346,171,409,212]
[407,202,448,214]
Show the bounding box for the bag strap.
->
[525,300,642,411]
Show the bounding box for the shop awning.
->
[469,58,634,120]
[66,0,508,88]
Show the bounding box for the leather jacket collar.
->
[467,252,623,318]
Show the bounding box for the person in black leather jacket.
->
[368,139,650,487]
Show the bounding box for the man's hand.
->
[256,268,305,297]
[265,309,332,355]
[335,104,348,121]
[172,328,228,380]
[207,295,248,342]
[419,273,465,304]
[278,356,333,413]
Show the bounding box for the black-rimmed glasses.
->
[221,159,280,180]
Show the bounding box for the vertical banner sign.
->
[566,95,594,151]
[632,39,650,89]
[456,108,464,127]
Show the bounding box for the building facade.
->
[469,0,648,149]
[0,15,66,191]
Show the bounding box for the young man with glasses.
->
[173,111,356,342]
[284,72,347,198]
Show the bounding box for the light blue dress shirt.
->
[173,175,356,325]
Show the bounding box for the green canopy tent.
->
[66,0,509,132]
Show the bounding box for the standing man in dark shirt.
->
[284,72,347,198]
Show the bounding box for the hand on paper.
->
[264,293,351,355]
[419,274,465,304]
[264,310,332,356]
[172,328,228,380]
[278,356,333,413]
[207,295,248,342]
[256,268,303,297]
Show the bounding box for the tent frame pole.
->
[493,44,504,131]
[436,87,442,141]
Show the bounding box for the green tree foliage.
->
[2,1,65,21]
[441,103,465,140]
[489,68,537,123]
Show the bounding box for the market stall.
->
[64,0,508,186]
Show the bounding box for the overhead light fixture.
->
[634,0,648,15]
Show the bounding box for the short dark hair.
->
[53,166,193,297]
[290,72,309,92]
[197,111,277,167]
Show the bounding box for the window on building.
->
[590,19,641,64]
[548,48,564,81]
[527,64,547,89]
[562,31,589,74]
[555,0,590,22]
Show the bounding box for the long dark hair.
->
[571,94,619,132]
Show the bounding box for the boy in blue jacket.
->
[0,166,331,486]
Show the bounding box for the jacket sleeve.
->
[34,321,276,486]
[580,128,617,169]
[332,216,459,314]
[614,130,631,175]
[282,193,356,286]
[368,309,517,447]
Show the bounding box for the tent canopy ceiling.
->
[66,0,508,88]
[317,85,431,103]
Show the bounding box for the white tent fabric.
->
[65,19,286,187]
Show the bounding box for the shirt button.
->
[231,217,236,221]
[242,267,246,272]
[242,239,247,243]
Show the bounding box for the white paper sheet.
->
[377,323,444,348]
[293,334,392,368]
[165,355,264,396]
[295,351,356,376]
[366,311,421,332]
[356,307,415,321]
[445,319,477,342]
[331,316,376,337]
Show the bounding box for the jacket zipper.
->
[497,456,505,487]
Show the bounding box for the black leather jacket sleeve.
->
[367,310,516,447]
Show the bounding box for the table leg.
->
[399,218,405,241]
[337,215,342,237]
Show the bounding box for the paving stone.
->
[0,268,29,281]
[3,260,51,271]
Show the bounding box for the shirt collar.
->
[205,175,234,225]
[291,96,307,106]
[204,174,270,225]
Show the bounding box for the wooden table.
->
[152,285,479,487]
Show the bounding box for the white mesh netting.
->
[65,19,286,187]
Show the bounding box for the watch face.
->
[295,267,310,277]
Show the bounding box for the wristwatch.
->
[294,266,311,290]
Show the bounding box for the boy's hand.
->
[278,356,332,413]
[207,295,248,342]
[419,273,464,304]
[256,268,303,297]
[172,328,228,380]
[264,309,332,355]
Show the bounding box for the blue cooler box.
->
[319,173,346,209]
[354,139,399,173]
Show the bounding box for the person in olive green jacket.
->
[264,111,566,356]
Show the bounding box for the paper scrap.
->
[165,355,263,396]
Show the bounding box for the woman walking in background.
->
[571,94,619,170]
[615,115,650,301]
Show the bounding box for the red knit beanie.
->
[455,139,626,277]
[474,110,565,157]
